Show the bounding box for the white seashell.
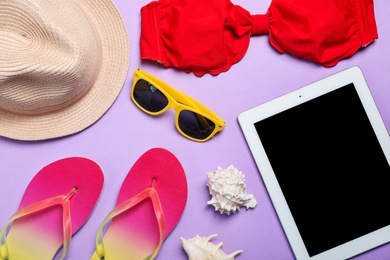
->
[181,234,243,260]
[207,165,257,215]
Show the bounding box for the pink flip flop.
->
[90,148,188,260]
[0,157,104,260]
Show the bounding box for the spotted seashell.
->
[181,234,243,260]
[207,165,257,215]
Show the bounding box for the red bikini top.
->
[140,0,378,76]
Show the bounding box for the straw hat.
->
[0,0,129,140]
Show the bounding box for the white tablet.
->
[238,66,390,260]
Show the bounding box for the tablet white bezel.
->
[238,66,390,260]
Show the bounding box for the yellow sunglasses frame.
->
[131,69,226,142]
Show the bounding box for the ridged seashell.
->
[207,165,257,215]
[181,234,243,260]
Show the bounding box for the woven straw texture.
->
[0,0,129,140]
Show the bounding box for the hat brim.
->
[0,0,129,141]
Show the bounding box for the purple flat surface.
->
[1,0,390,259]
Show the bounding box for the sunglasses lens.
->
[178,110,216,140]
[133,79,168,112]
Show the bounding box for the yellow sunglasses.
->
[131,69,226,142]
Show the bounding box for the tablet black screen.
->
[254,83,390,256]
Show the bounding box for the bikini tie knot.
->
[251,14,269,36]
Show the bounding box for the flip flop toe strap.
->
[95,187,166,260]
[0,187,77,260]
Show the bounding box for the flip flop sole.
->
[91,148,188,259]
[6,157,104,260]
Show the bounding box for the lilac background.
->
[1,0,390,259]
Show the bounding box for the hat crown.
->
[0,0,102,115]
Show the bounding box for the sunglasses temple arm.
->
[160,84,225,125]
[137,69,225,126]
[180,93,225,125]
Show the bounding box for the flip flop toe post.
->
[0,157,104,260]
[91,148,188,260]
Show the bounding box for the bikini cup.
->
[263,0,378,67]
[140,0,378,76]
[140,0,253,76]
